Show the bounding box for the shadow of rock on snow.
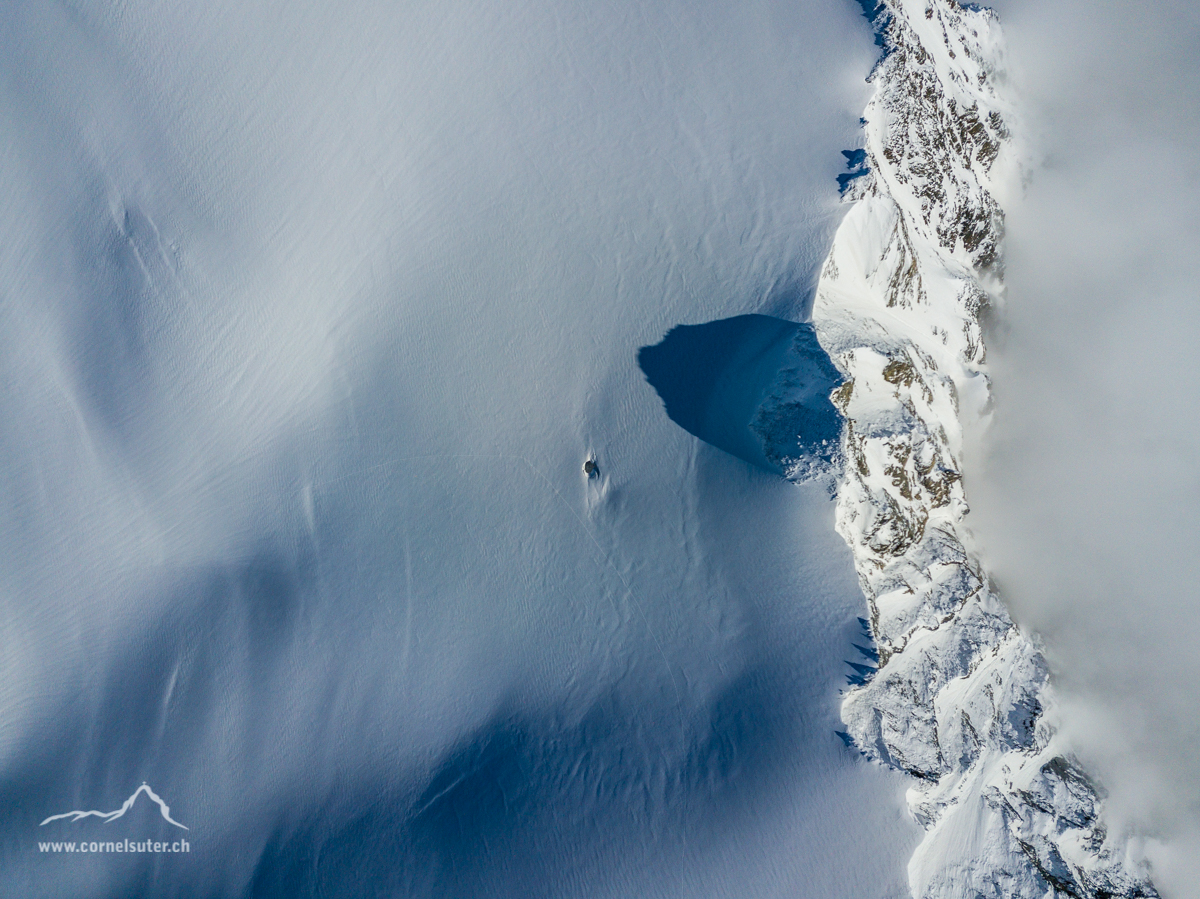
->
[638,314,843,478]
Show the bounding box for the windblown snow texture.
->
[0,1,922,897]
[811,1,1158,896]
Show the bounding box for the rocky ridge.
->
[809,1,1158,896]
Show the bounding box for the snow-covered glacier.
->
[0,1,924,897]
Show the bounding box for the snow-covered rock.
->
[809,1,1159,895]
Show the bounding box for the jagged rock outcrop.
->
[810,1,1158,896]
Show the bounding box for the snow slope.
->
[0,1,922,896]
[809,1,1158,896]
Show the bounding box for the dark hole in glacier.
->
[638,314,843,477]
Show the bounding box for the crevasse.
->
[809,1,1158,895]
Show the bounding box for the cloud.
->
[972,2,1200,894]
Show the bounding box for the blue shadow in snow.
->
[838,148,870,196]
[638,315,843,475]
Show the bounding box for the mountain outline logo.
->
[40,782,188,831]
